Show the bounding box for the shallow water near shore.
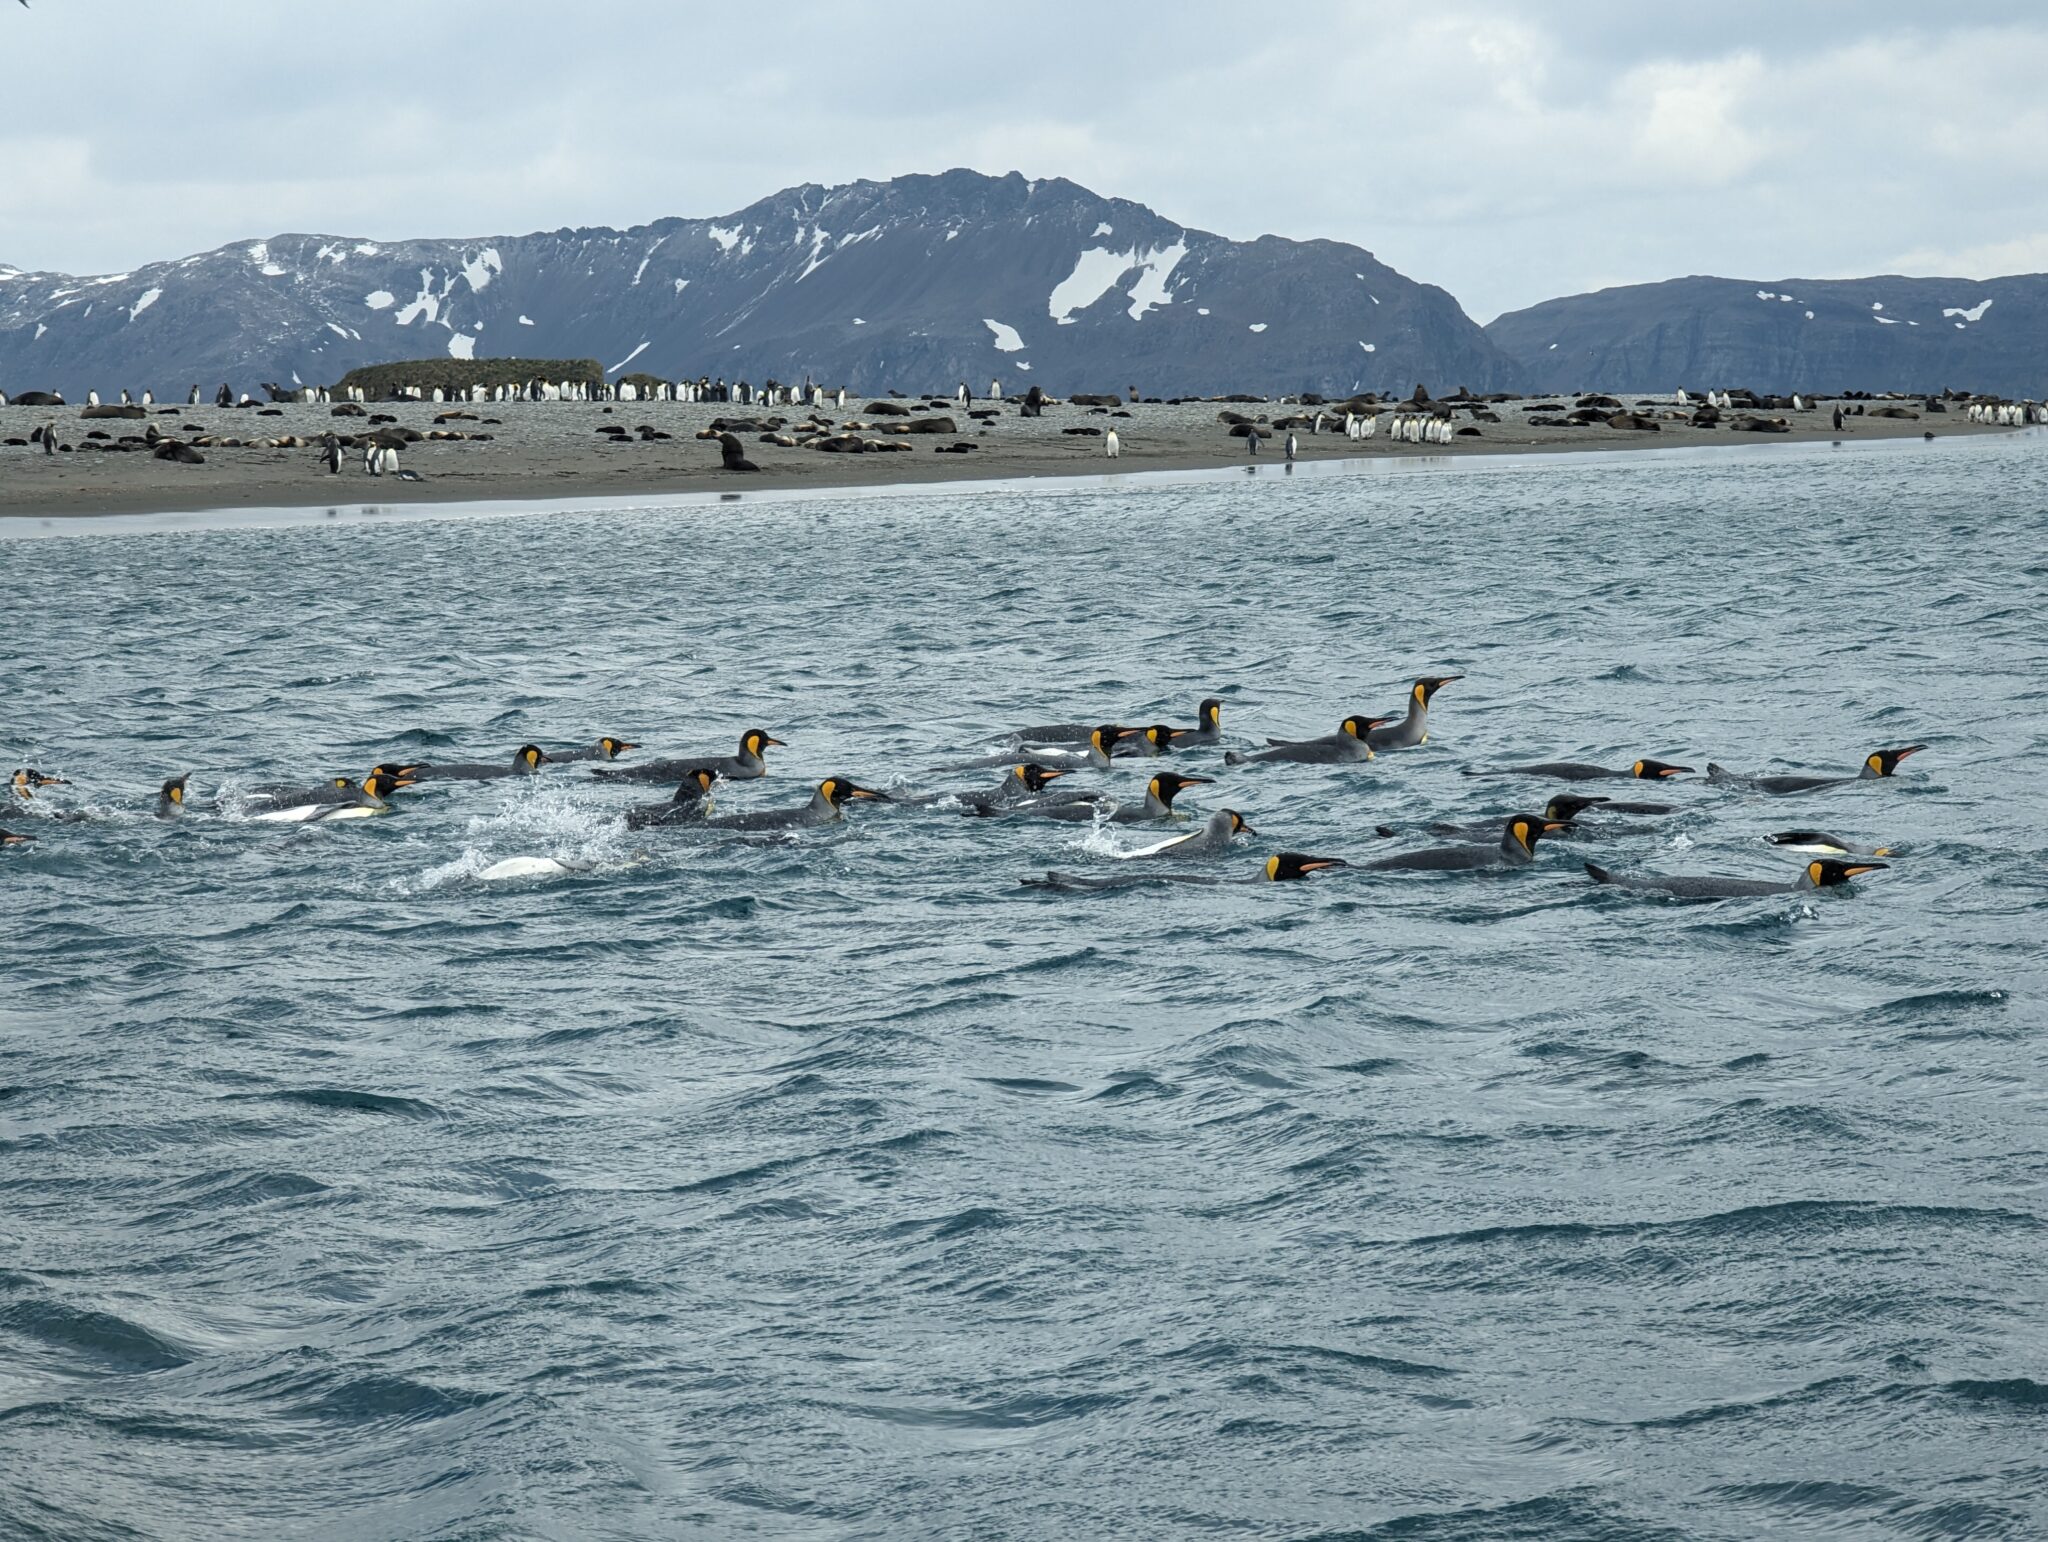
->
[3,430,2045,1539]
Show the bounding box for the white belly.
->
[479,855,576,881]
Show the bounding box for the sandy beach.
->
[0,393,2020,519]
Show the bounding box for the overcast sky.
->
[4,3,2044,321]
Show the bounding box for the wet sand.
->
[0,395,2016,519]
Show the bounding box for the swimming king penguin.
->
[1361,814,1569,871]
[1367,675,1462,750]
[1584,856,1887,898]
[1226,716,1393,766]
[1704,745,1926,794]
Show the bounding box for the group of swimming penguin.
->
[4,675,1920,901]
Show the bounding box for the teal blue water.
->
[4,437,2046,1540]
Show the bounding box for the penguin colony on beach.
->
[6,679,1926,900]
[6,383,2035,479]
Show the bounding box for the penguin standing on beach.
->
[321,436,342,474]
[1105,429,1121,459]
[1285,432,1298,462]
[42,422,55,455]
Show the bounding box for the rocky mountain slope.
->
[0,170,1520,402]
[1486,274,2047,397]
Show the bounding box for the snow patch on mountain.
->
[1048,242,1189,324]
[1048,248,1131,322]
[393,270,441,327]
[462,248,502,293]
[1124,242,1186,320]
[797,229,832,282]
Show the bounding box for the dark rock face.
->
[0,169,1521,402]
[1486,274,2048,397]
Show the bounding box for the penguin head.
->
[1413,675,1463,706]
[742,729,787,758]
[515,745,550,769]
[11,768,68,798]
[1863,745,1926,778]
[598,737,639,759]
[0,828,35,847]
[1807,858,1888,888]
[1543,794,1610,823]
[1199,698,1223,730]
[160,774,189,805]
[1265,852,1348,881]
[369,762,422,780]
[1507,814,1572,856]
[1341,714,1397,741]
[1630,758,1693,779]
[674,768,717,800]
[1221,809,1255,837]
[819,777,889,808]
[1090,725,1132,755]
[329,776,360,792]
[1014,763,1068,792]
[1149,771,1212,807]
[362,771,417,800]
[1141,724,1175,751]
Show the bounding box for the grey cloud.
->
[3,2,2043,322]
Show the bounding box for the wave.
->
[229,1088,445,1120]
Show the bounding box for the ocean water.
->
[3,436,2045,1541]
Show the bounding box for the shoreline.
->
[0,396,2031,536]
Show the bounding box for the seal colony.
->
[7,671,1930,903]
[0,377,2035,519]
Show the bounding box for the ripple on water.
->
[3,438,2046,1535]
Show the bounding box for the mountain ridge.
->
[1485,271,2046,397]
[0,169,1519,401]
[5,170,2043,403]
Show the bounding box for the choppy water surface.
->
[4,437,2046,1540]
